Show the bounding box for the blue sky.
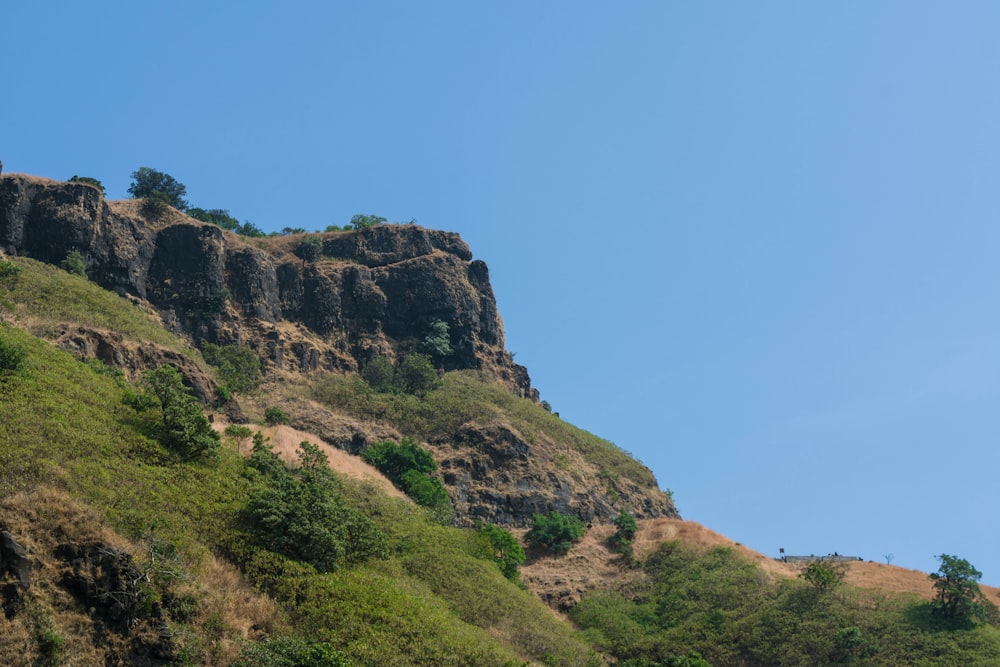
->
[4,2,1000,582]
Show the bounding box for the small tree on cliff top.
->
[128,167,189,211]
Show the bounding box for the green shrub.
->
[478,523,525,580]
[397,353,439,394]
[525,511,586,555]
[134,365,220,461]
[0,258,22,283]
[362,439,452,518]
[609,510,638,560]
[800,559,846,593]
[59,250,87,277]
[295,235,323,262]
[68,175,106,195]
[201,342,262,393]
[264,406,289,425]
[141,191,172,217]
[0,333,27,373]
[244,436,387,571]
[423,319,453,358]
[362,355,397,392]
[349,214,386,230]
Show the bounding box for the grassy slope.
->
[0,268,600,666]
[312,369,659,489]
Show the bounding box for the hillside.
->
[2,170,1000,666]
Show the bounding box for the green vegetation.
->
[68,175,106,195]
[188,207,266,237]
[571,540,1000,666]
[423,318,453,358]
[59,249,87,277]
[296,235,324,261]
[0,316,599,666]
[129,365,221,461]
[0,256,199,354]
[362,353,440,395]
[0,326,27,373]
[316,369,656,489]
[128,166,189,211]
[362,439,452,520]
[202,342,262,393]
[800,558,846,594]
[244,435,388,572]
[930,554,998,624]
[478,523,525,580]
[525,511,586,554]
[349,213,386,230]
[609,509,638,560]
[264,406,289,425]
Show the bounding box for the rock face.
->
[0,175,533,397]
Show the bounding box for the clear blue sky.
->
[5,2,1000,582]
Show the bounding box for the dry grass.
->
[0,487,280,666]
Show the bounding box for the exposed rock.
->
[0,530,31,618]
[432,422,676,527]
[54,326,219,403]
[55,542,174,663]
[0,174,533,396]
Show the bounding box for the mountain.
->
[1,171,998,666]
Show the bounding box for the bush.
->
[264,406,289,425]
[525,511,586,555]
[423,319,453,358]
[0,259,22,283]
[0,334,27,373]
[362,356,396,393]
[60,250,87,277]
[396,353,439,395]
[349,214,386,230]
[244,436,388,572]
[68,175,106,195]
[140,191,172,217]
[800,559,846,593]
[201,342,262,393]
[362,439,451,518]
[478,523,525,580]
[609,510,638,559]
[134,365,220,461]
[128,167,189,210]
[295,235,323,262]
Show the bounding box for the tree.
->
[609,510,638,559]
[128,167,189,211]
[423,319,453,358]
[800,559,846,594]
[478,523,525,580]
[349,214,386,230]
[59,250,87,277]
[525,511,587,555]
[137,365,220,460]
[930,554,997,623]
[245,437,387,571]
[361,355,396,392]
[201,342,262,393]
[396,353,439,395]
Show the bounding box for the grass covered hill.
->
[2,170,1000,665]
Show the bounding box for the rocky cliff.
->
[0,174,532,396]
[0,173,677,526]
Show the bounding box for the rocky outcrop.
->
[0,174,533,397]
[435,422,676,527]
[0,530,31,619]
